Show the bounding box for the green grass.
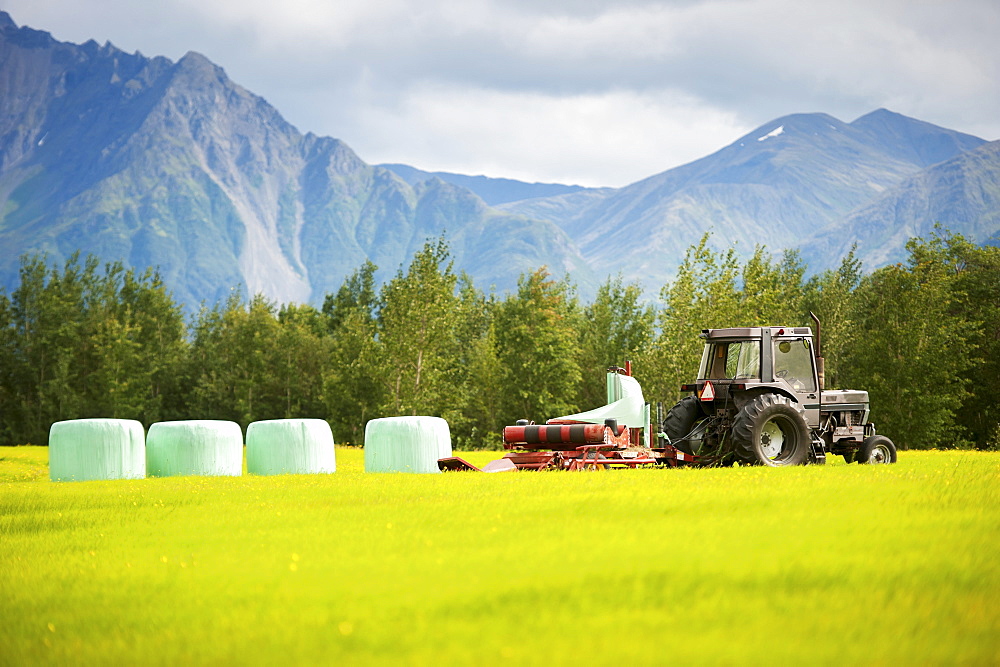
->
[2,447,998,665]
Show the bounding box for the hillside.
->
[378,163,595,206]
[502,110,988,290]
[799,139,1000,268]
[0,12,593,308]
[1,10,997,308]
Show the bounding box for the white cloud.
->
[516,4,685,61]
[345,84,749,186]
[174,0,411,48]
[5,0,999,186]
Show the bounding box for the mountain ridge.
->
[500,109,989,291]
[1,10,997,310]
[0,12,595,308]
[378,163,596,206]
[799,139,1000,268]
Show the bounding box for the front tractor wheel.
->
[732,394,810,466]
[856,435,897,464]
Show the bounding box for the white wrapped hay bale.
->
[146,420,243,478]
[49,418,146,482]
[364,416,451,473]
[246,419,336,475]
[555,373,646,428]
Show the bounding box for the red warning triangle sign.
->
[700,381,716,401]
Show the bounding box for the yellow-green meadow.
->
[2,447,998,664]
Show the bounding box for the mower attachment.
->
[437,456,517,473]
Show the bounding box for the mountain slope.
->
[500,110,988,290]
[1,10,995,307]
[0,13,594,308]
[379,163,595,206]
[800,140,1000,269]
[850,108,987,169]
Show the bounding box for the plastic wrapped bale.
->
[364,416,452,473]
[552,373,646,427]
[146,420,243,478]
[246,419,336,475]
[49,419,146,482]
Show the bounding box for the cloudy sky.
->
[5,0,999,187]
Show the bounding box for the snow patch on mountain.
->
[757,125,784,142]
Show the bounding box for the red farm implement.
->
[438,364,694,471]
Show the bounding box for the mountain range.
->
[1,11,997,309]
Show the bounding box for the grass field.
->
[2,446,998,665]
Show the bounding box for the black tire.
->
[732,393,810,466]
[662,395,703,455]
[856,435,897,464]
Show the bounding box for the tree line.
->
[0,231,996,450]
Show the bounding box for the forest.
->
[0,231,996,450]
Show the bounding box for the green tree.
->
[0,289,15,444]
[0,254,187,444]
[841,241,972,449]
[643,234,741,407]
[740,247,806,325]
[801,247,863,389]
[494,268,581,422]
[274,304,332,419]
[907,232,1000,448]
[83,263,187,423]
[0,255,106,444]
[445,276,504,449]
[324,308,381,445]
[322,260,378,332]
[186,293,284,425]
[576,274,655,409]
[322,263,383,445]
[375,238,460,417]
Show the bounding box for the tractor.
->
[660,314,896,466]
[438,314,896,471]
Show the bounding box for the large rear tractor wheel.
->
[732,394,810,466]
[856,435,897,464]
[662,396,704,455]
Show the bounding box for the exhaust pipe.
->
[809,312,825,391]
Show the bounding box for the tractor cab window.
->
[699,341,761,380]
[772,338,816,392]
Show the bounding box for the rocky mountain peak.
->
[0,11,594,308]
[0,11,17,30]
[850,107,986,168]
[176,51,221,75]
[0,13,56,49]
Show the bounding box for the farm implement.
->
[438,362,694,471]
[439,315,897,471]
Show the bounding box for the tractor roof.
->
[701,326,813,340]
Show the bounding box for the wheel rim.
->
[868,444,891,464]
[759,419,785,459]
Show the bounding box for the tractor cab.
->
[691,327,821,427]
